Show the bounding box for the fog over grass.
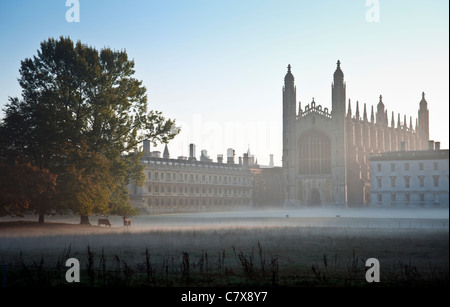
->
[1,207,448,286]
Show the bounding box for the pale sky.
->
[0,0,448,166]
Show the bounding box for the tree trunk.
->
[38,213,45,224]
[80,215,91,225]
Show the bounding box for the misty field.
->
[0,207,448,287]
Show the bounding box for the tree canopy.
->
[0,36,179,223]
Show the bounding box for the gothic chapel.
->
[282,61,430,207]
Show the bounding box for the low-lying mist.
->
[1,207,448,287]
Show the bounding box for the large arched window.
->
[298,130,331,175]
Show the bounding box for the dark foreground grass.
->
[1,215,448,287]
[1,242,448,287]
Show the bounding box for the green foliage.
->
[0,162,58,218]
[0,36,179,222]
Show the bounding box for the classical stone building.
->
[370,141,449,207]
[282,61,431,207]
[129,141,253,213]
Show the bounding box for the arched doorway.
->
[309,188,321,206]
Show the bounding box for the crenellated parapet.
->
[298,98,332,119]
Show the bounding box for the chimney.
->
[400,142,406,151]
[227,148,235,164]
[269,154,274,167]
[435,142,440,151]
[429,140,435,151]
[238,156,242,165]
[217,154,223,164]
[189,143,196,161]
[243,153,249,167]
[143,139,151,156]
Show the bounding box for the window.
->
[390,176,396,188]
[434,162,439,171]
[391,193,396,202]
[419,162,424,171]
[155,186,159,193]
[419,193,425,202]
[433,175,439,188]
[148,184,152,192]
[419,176,425,188]
[155,172,159,180]
[377,177,382,188]
[298,130,331,175]
[390,163,395,172]
[405,193,410,202]
[377,164,382,172]
[404,163,409,171]
[404,176,410,188]
[377,194,382,203]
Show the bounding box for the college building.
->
[129,141,256,213]
[370,141,449,207]
[282,60,431,207]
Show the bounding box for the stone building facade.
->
[370,142,449,207]
[129,141,253,214]
[282,61,431,207]
[250,166,284,207]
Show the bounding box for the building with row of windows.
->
[129,141,255,213]
[370,141,449,207]
[127,60,444,212]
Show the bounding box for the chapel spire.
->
[355,101,360,120]
[363,103,368,122]
[332,60,346,116]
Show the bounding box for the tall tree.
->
[0,36,179,223]
[0,162,57,222]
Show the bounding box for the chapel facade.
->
[282,61,430,207]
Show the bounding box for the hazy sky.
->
[0,0,448,165]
